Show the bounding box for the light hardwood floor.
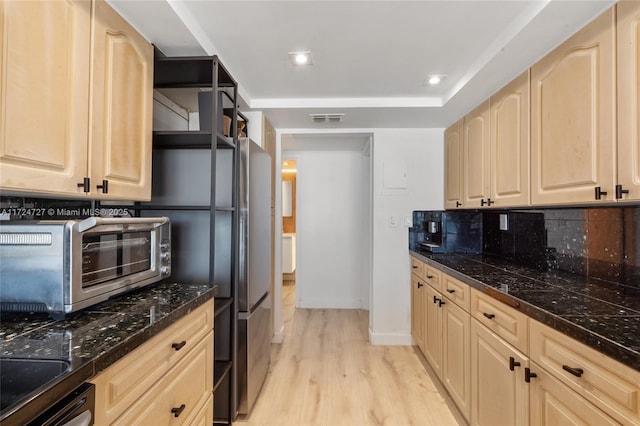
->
[236,283,460,426]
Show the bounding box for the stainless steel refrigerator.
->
[235,137,272,415]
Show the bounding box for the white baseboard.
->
[272,325,285,344]
[368,328,413,345]
[297,298,361,309]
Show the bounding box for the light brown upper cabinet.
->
[89,0,153,200]
[490,71,530,207]
[446,72,529,209]
[444,118,464,209]
[617,1,640,202]
[0,0,91,197]
[530,8,616,205]
[0,0,152,200]
[463,101,491,208]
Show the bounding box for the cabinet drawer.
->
[114,331,214,425]
[410,256,424,277]
[442,273,470,312]
[424,265,442,292]
[92,301,214,424]
[530,320,640,425]
[530,361,619,426]
[471,288,528,354]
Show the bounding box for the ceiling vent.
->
[309,113,345,123]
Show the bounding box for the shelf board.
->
[214,361,232,392]
[154,55,236,88]
[127,205,212,211]
[214,297,233,317]
[153,131,235,149]
[215,207,235,212]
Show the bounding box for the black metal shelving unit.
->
[133,49,241,425]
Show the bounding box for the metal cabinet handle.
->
[171,404,186,417]
[417,282,423,288]
[426,274,434,279]
[525,368,537,383]
[433,296,439,304]
[438,299,445,307]
[456,201,462,208]
[562,365,584,378]
[77,177,90,193]
[483,313,495,320]
[446,289,455,293]
[412,265,419,269]
[171,340,186,351]
[595,186,608,200]
[616,184,630,199]
[509,356,521,371]
[96,179,109,194]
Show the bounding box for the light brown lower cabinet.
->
[410,256,637,425]
[91,301,214,425]
[442,299,471,421]
[470,319,529,426]
[529,362,618,426]
[423,284,443,379]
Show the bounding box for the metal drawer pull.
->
[171,404,186,417]
[433,296,439,304]
[412,265,419,269]
[417,282,423,288]
[426,274,434,279]
[509,356,521,371]
[562,365,584,378]
[171,340,187,351]
[483,313,495,320]
[438,299,445,307]
[446,289,455,293]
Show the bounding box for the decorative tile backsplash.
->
[412,207,640,286]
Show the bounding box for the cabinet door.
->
[442,300,471,422]
[530,362,618,426]
[411,273,425,350]
[471,319,528,426]
[90,0,153,200]
[444,118,464,209]
[531,8,616,205]
[463,101,491,208]
[618,1,640,202]
[0,0,90,197]
[490,71,530,207]
[423,285,443,379]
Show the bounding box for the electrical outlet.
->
[404,216,412,227]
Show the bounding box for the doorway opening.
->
[281,159,297,314]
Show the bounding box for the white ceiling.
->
[108,0,615,130]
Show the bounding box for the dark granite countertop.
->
[0,281,216,425]
[410,249,640,371]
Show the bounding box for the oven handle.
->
[59,408,92,426]
[78,217,169,232]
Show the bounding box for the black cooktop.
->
[0,358,70,412]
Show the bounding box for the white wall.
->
[369,128,444,345]
[284,147,369,309]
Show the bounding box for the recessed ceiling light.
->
[289,51,312,66]
[426,75,446,86]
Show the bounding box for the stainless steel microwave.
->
[0,217,171,319]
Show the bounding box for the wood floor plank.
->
[236,284,460,426]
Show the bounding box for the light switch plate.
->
[389,216,398,227]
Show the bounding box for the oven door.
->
[67,217,170,309]
[27,383,94,426]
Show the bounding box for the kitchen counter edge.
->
[409,250,640,371]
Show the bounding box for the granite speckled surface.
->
[410,250,640,371]
[0,281,216,425]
